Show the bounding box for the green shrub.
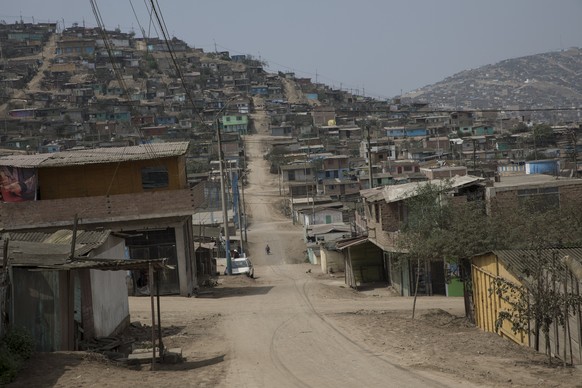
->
[0,349,18,385]
[3,328,33,361]
[0,328,34,384]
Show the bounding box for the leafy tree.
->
[532,123,556,147]
[511,122,529,134]
[265,147,287,174]
[489,197,582,249]
[399,181,453,318]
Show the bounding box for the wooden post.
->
[149,262,155,370]
[70,214,78,260]
[156,269,164,358]
[1,238,9,337]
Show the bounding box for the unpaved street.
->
[208,126,470,387]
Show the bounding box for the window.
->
[141,166,169,189]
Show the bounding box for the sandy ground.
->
[9,82,582,388]
[11,269,582,388]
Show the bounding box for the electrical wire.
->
[90,0,158,160]
[147,0,210,131]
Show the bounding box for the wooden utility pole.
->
[217,118,232,274]
[149,262,156,370]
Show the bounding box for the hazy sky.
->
[3,1,582,99]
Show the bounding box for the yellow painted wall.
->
[38,156,187,200]
[472,253,529,347]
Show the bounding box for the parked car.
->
[226,258,254,278]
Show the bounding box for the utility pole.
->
[306,144,310,205]
[472,138,477,171]
[217,118,232,275]
[235,170,243,252]
[367,125,373,189]
[240,171,248,250]
[239,142,248,253]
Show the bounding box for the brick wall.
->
[488,180,582,216]
[380,202,401,232]
[0,188,203,230]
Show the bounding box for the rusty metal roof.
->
[0,142,190,168]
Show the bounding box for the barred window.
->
[141,166,169,189]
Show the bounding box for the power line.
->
[210,42,395,100]
[147,0,211,132]
[3,93,582,115]
[90,0,158,161]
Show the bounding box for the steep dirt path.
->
[281,78,305,105]
[242,132,305,266]
[0,32,57,115]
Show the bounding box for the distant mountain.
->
[404,48,582,114]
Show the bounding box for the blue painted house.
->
[250,86,268,95]
[385,127,428,138]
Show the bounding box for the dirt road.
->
[215,127,467,386]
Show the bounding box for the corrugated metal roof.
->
[1,239,171,271]
[309,223,351,235]
[10,229,110,247]
[491,248,582,279]
[280,162,312,170]
[0,142,190,168]
[360,175,484,203]
[4,229,113,264]
[336,236,369,250]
